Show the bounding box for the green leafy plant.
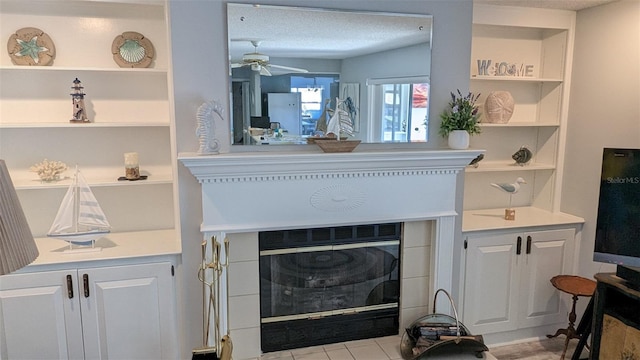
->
[439,90,482,137]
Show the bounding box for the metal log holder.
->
[400,289,488,359]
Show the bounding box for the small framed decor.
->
[111,31,154,68]
[7,27,55,66]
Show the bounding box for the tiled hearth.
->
[180,148,481,359]
[257,335,499,360]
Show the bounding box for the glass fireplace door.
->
[259,223,401,351]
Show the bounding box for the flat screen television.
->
[593,148,640,274]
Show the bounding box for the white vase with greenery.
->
[439,90,481,150]
[447,130,470,149]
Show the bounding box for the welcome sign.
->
[476,59,535,77]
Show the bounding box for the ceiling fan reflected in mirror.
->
[230,40,309,76]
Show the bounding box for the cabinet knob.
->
[516,236,522,255]
[526,236,532,254]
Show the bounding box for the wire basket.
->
[400,289,488,359]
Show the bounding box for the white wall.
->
[169,0,472,357]
[561,0,640,277]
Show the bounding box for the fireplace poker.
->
[192,239,219,359]
[213,238,222,357]
[219,237,233,360]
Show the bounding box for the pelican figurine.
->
[491,177,526,194]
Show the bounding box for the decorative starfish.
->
[15,36,48,63]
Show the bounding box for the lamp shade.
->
[0,159,39,275]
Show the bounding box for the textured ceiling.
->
[227,1,618,65]
[473,0,619,11]
[227,4,432,61]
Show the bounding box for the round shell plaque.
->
[111,31,154,68]
[7,27,56,66]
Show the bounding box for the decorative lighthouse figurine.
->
[70,78,89,123]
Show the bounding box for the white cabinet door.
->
[463,228,575,335]
[80,262,177,360]
[0,270,84,360]
[519,229,574,329]
[462,232,520,335]
[0,262,177,360]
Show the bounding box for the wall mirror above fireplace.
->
[227,3,433,145]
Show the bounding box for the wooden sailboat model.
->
[325,97,355,139]
[47,166,110,252]
[316,97,360,152]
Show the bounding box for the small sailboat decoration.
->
[315,97,361,153]
[47,166,110,252]
[325,97,355,139]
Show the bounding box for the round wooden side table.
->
[547,275,597,360]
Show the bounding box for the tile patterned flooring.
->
[258,335,497,360]
[255,334,584,360]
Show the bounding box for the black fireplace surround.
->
[259,223,401,352]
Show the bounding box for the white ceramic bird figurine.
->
[491,177,527,194]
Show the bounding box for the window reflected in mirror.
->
[368,78,429,143]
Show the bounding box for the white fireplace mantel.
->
[181,149,480,179]
[180,148,482,358]
[180,148,480,232]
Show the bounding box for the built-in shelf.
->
[0,66,168,73]
[14,176,173,190]
[0,122,170,128]
[10,164,173,189]
[462,206,584,233]
[479,122,559,128]
[465,161,555,173]
[22,229,180,270]
[471,76,563,83]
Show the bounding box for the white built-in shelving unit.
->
[463,4,583,232]
[0,2,180,357]
[0,0,177,244]
[460,5,585,344]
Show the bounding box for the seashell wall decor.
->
[111,31,154,68]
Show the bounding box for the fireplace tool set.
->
[193,236,233,360]
[400,289,488,359]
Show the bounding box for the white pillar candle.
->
[124,152,140,179]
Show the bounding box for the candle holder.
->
[505,208,516,221]
[124,152,140,180]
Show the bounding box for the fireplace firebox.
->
[259,223,401,352]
